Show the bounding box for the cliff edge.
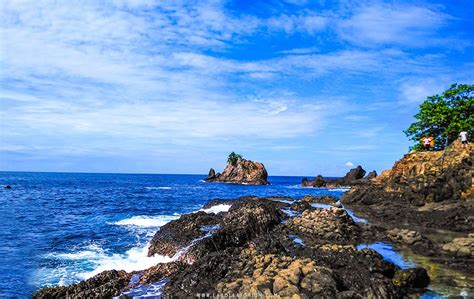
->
[343,140,472,206]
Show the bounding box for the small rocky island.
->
[302,165,377,188]
[204,152,269,185]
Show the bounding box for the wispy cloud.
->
[337,3,459,47]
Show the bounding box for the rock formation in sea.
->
[302,165,377,187]
[204,157,269,185]
[34,196,431,298]
[342,140,473,274]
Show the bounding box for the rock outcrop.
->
[302,166,377,188]
[341,140,473,274]
[342,140,472,206]
[33,270,131,299]
[34,196,430,298]
[204,158,269,185]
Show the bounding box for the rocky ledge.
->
[302,165,377,188]
[342,140,473,274]
[204,157,269,185]
[34,196,430,298]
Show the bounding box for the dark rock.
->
[4,185,11,189]
[302,195,339,205]
[148,212,221,257]
[207,168,216,179]
[343,165,366,181]
[33,270,131,299]
[364,170,377,179]
[303,166,371,188]
[392,268,430,289]
[302,174,326,187]
[290,200,313,212]
[179,200,285,263]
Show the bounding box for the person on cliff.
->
[422,136,432,151]
[460,131,468,148]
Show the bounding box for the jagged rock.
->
[290,200,314,212]
[207,168,216,179]
[302,166,373,188]
[33,270,131,299]
[204,158,269,185]
[343,140,473,206]
[302,175,325,187]
[34,197,430,298]
[148,212,221,257]
[392,268,430,289]
[177,200,284,263]
[343,165,366,181]
[364,170,377,179]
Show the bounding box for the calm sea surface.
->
[0,172,348,298]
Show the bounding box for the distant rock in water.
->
[207,168,216,180]
[4,185,12,189]
[204,158,269,185]
[302,166,377,188]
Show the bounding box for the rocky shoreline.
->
[35,195,432,298]
[34,141,472,298]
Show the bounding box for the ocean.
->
[0,171,349,298]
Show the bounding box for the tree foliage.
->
[404,83,474,151]
[227,152,243,165]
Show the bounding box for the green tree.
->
[227,152,243,165]
[404,83,474,151]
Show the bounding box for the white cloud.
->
[337,4,452,47]
[345,161,354,167]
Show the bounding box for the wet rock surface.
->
[148,211,221,257]
[33,270,131,299]
[34,197,430,298]
[204,158,269,185]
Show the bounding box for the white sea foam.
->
[328,187,351,192]
[271,198,294,204]
[52,244,105,260]
[113,215,180,228]
[79,243,177,279]
[198,204,232,214]
[145,186,172,190]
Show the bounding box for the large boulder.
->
[148,212,221,257]
[204,158,269,185]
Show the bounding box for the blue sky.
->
[0,0,473,176]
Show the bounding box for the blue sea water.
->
[0,171,351,298]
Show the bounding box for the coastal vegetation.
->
[227,152,243,165]
[404,83,474,151]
